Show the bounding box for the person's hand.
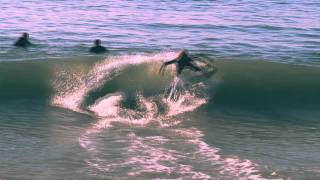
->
[159,64,166,75]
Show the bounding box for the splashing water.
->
[164,77,208,117]
[51,51,177,112]
[166,77,184,102]
[49,51,266,179]
[77,63,264,179]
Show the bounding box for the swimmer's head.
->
[94,39,101,46]
[22,32,29,39]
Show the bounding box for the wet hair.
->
[94,39,101,46]
[22,32,29,39]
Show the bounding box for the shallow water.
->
[1,1,320,179]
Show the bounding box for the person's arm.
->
[26,40,32,45]
[159,59,177,75]
[14,38,23,46]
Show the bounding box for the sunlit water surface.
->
[1,1,320,179]
[0,0,319,63]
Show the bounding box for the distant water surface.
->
[0,0,319,64]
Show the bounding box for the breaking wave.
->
[1,51,319,179]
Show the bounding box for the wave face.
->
[0,61,52,99]
[211,60,320,111]
[1,53,319,111]
[1,52,320,179]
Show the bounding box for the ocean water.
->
[0,0,320,179]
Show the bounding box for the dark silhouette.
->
[14,33,32,47]
[89,39,108,54]
[159,50,210,76]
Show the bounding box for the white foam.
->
[52,51,177,112]
[125,133,213,179]
[177,129,265,180]
[89,93,123,117]
[164,77,208,117]
[70,52,266,179]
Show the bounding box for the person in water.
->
[89,39,108,54]
[14,32,32,47]
[159,50,211,76]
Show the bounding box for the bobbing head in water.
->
[94,39,101,46]
[90,39,108,54]
[22,32,29,39]
[14,32,32,47]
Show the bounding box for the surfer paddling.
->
[159,50,214,76]
[14,33,32,47]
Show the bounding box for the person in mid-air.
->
[89,39,108,54]
[14,33,32,47]
[159,50,212,76]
